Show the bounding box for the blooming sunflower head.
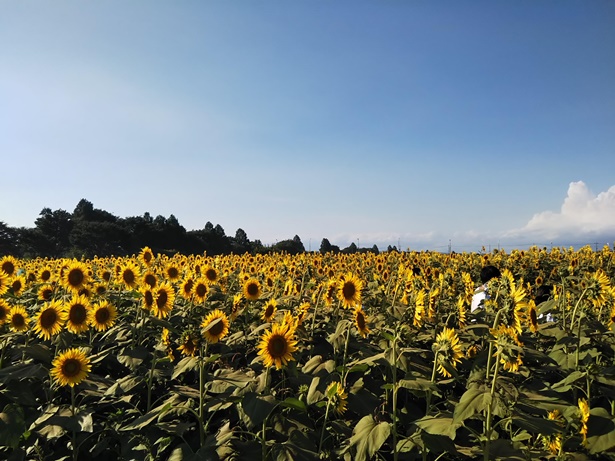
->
[201,309,230,344]
[119,261,141,290]
[90,300,117,332]
[337,273,363,309]
[0,272,9,296]
[192,278,209,304]
[138,246,155,267]
[243,278,262,301]
[10,275,26,296]
[354,307,370,338]
[257,322,298,370]
[62,261,90,292]
[64,294,92,334]
[261,298,277,322]
[8,306,30,332]
[0,255,18,278]
[151,282,175,319]
[51,348,91,387]
[34,300,67,340]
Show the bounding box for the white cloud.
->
[504,181,615,243]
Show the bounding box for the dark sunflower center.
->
[156,290,168,308]
[208,319,224,336]
[2,261,15,276]
[12,313,25,327]
[0,308,7,321]
[168,267,179,279]
[268,335,287,358]
[265,305,274,318]
[69,304,87,324]
[144,274,157,287]
[62,358,82,378]
[123,270,135,285]
[41,270,51,281]
[40,309,58,328]
[42,288,52,300]
[102,271,111,282]
[68,269,84,287]
[247,283,259,297]
[205,269,217,281]
[195,284,207,297]
[183,280,194,294]
[143,252,153,263]
[530,309,538,325]
[356,312,366,329]
[95,308,110,323]
[342,282,356,300]
[144,291,154,306]
[12,279,23,291]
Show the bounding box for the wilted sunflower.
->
[192,278,209,304]
[257,322,298,370]
[138,246,155,267]
[62,261,90,292]
[433,327,463,378]
[337,273,363,308]
[326,381,348,415]
[201,309,230,344]
[354,307,370,337]
[243,278,262,301]
[0,299,10,324]
[261,298,277,322]
[90,301,117,331]
[151,282,175,319]
[64,294,92,334]
[10,275,26,296]
[178,331,200,357]
[51,348,91,387]
[34,300,67,340]
[0,255,18,277]
[119,261,141,290]
[8,306,30,332]
[0,272,9,296]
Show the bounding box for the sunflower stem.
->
[392,327,399,461]
[146,355,157,413]
[341,323,351,376]
[484,350,501,461]
[485,308,506,381]
[427,350,439,415]
[569,288,588,331]
[71,385,78,461]
[575,314,583,372]
[318,399,331,454]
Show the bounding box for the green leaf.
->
[0,363,47,381]
[398,377,438,393]
[415,415,460,439]
[587,408,615,454]
[511,413,563,435]
[281,397,308,413]
[240,392,276,429]
[453,386,490,424]
[171,356,198,380]
[341,415,391,461]
[550,370,586,392]
[117,346,150,370]
[0,404,26,448]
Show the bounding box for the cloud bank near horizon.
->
[334,181,615,251]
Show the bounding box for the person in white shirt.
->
[471,265,501,313]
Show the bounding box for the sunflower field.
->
[1,245,615,461]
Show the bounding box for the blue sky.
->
[1,0,614,252]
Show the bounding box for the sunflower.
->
[62,261,90,292]
[201,309,230,344]
[0,272,9,296]
[192,278,210,304]
[586,269,611,308]
[142,271,158,288]
[491,325,524,373]
[257,322,298,370]
[541,409,564,455]
[164,262,182,282]
[178,331,200,357]
[338,273,363,309]
[39,265,54,283]
[579,398,590,445]
[527,300,539,333]
[324,279,337,306]
[295,302,310,325]
[0,255,18,277]
[151,282,175,319]
[261,299,277,322]
[64,294,92,334]
[34,300,67,340]
[140,286,155,311]
[231,293,242,321]
[354,307,370,337]
[10,275,26,296]
[8,306,30,332]
[35,283,53,302]
[203,265,219,284]
[90,301,117,331]
[119,261,141,290]
[433,327,463,378]
[138,246,155,267]
[326,381,348,415]
[457,295,467,329]
[51,348,91,387]
[0,299,10,324]
[243,278,262,301]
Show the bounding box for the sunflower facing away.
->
[201,309,230,344]
[326,381,348,415]
[541,409,564,455]
[64,294,92,334]
[491,324,524,373]
[433,327,463,378]
[257,322,298,370]
[8,306,30,332]
[34,300,67,340]
[90,301,117,332]
[579,398,590,445]
[51,348,91,387]
[178,331,200,357]
[337,273,363,308]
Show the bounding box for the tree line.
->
[0,199,386,259]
